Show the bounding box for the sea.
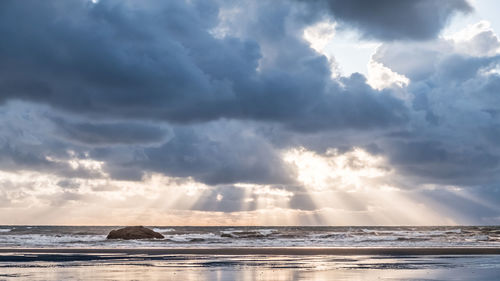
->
[0,225,498,248]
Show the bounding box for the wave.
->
[220,229,278,238]
[0,234,104,247]
[163,233,219,242]
[152,228,175,233]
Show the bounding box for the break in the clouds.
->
[0,0,499,225]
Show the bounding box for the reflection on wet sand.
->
[1,255,499,281]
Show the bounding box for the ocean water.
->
[0,225,498,248]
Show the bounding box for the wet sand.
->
[0,251,499,281]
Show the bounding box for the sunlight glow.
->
[235,183,293,210]
[282,147,459,225]
[303,21,336,54]
[0,147,479,225]
[367,59,410,90]
[283,147,388,192]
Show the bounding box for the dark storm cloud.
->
[483,126,500,146]
[53,118,168,145]
[0,102,105,179]
[90,124,297,185]
[0,103,291,186]
[302,0,472,40]
[386,140,500,185]
[0,0,407,132]
[0,0,410,187]
[0,143,103,179]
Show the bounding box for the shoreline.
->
[1,247,500,255]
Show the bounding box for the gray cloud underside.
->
[302,0,472,40]
[53,117,169,145]
[0,0,406,131]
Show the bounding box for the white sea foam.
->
[220,229,278,238]
[0,234,104,247]
[0,228,12,232]
[152,228,175,233]
[163,233,219,242]
[256,229,278,236]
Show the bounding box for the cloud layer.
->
[0,0,499,224]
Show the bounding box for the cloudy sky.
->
[1,0,499,225]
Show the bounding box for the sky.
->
[0,0,499,226]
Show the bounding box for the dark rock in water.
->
[106,226,164,240]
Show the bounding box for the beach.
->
[1,248,499,281]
